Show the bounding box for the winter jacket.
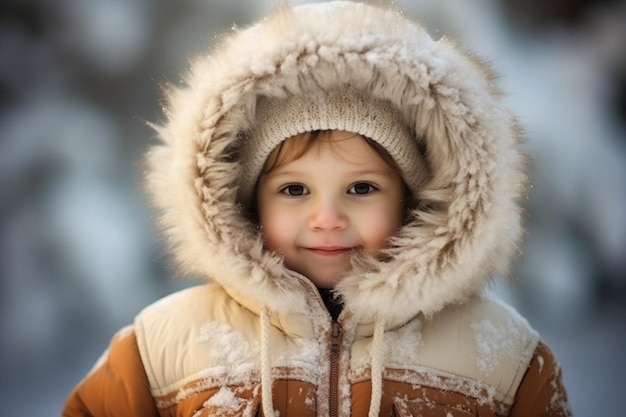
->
[64,1,572,416]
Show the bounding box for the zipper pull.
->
[330,321,343,349]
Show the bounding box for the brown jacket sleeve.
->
[509,341,573,417]
[62,327,158,417]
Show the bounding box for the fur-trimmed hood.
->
[147,1,526,329]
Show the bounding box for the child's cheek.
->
[259,208,295,253]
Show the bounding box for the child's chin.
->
[307,272,349,289]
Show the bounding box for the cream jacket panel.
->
[135,284,539,408]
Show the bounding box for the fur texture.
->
[146,1,527,329]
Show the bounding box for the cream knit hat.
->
[238,88,427,206]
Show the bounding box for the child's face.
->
[256,131,404,288]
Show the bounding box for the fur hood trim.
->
[147,1,527,327]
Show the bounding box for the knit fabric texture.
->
[237,88,426,206]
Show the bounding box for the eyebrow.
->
[348,169,395,177]
[261,170,303,180]
[263,168,396,185]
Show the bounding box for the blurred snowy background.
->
[0,0,624,415]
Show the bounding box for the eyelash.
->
[278,182,378,196]
[279,184,309,196]
[348,182,377,195]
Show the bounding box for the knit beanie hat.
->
[238,88,427,206]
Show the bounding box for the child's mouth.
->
[306,247,354,256]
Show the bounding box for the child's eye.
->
[279,184,309,196]
[348,182,377,195]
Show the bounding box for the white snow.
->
[204,386,239,407]
[196,321,260,364]
[385,320,423,366]
[471,317,522,375]
[202,386,259,416]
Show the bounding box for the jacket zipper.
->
[329,321,343,417]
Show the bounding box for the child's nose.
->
[308,198,348,231]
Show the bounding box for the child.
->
[63,2,572,416]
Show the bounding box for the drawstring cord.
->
[368,317,385,417]
[260,306,275,417]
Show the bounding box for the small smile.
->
[305,247,355,256]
